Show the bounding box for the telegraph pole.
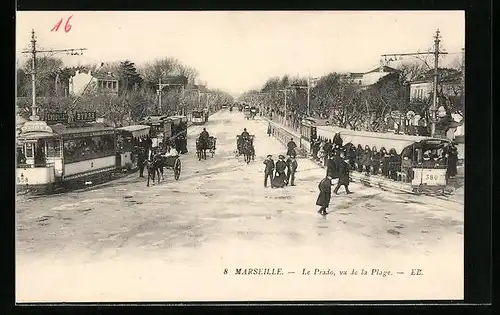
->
[157,80,184,115]
[21,29,87,121]
[381,29,447,138]
[278,88,288,126]
[430,30,441,138]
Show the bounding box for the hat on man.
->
[279,155,285,159]
[267,154,272,158]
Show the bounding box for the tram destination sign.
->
[45,112,69,123]
[74,111,96,122]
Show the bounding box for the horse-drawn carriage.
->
[243,106,251,120]
[236,135,255,164]
[196,136,217,160]
[146,148,182,187]
[249,106,258,119]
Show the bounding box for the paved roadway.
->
[16,110,464,302]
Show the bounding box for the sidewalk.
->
[264,118,464,203]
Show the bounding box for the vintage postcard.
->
[15,11,465,302]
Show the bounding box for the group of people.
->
[263,154,298,188]
[261,138,298,188]
[310,136,459,181]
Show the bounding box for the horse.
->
[196,137,208,161]
[146,154,167,187]
[241,138,254,164]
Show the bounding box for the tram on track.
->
[116,125,151,170]
[301,120,453,193]
[139,115,188,152]
[16,113,120,193]
[191,110,205,125]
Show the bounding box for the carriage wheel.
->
[174,158,181,180]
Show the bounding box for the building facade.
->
[69,70,119,96]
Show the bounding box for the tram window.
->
[63,134,115,163]
[46,140,61,157]
[25,143,33,157]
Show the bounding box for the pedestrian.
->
[274,155,287,188]
[334,152,353,194]
[446,143,458,178]
[263,154,275,188]
[286,155,298,186]
[286,138,297,157]
[137,147,146,178]
[267,123,272,137]
[316,174,333,215]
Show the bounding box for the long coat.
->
[316,177,332,207]
[337,160,350,186]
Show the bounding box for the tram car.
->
[139,115,170,147]
[16,115,118,193]
[116,125,151,170]
[191,110,205,125]
[302,121,452,193]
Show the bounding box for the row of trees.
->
[16,56,233,126]
[239,60,464,134]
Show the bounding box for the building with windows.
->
[409,68,462,102]
[342,66,401,89]
[69,70,119,96]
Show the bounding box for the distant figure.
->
[267,123,272,137]
[263,154,275,188]
[316,175,333,215]
[137,147,146,177]
[286,155,298,186]
[241,128,250,138]
[286,138,297,157]
[446,143,458,178]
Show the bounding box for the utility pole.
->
[278,88,288,126]
[461,48,465,117]
[21,29,87,121]
[157,77,162,115]
[289,77,318,118]
[381,29,447,138]
[157,80,184,115]
[430,29,441,138]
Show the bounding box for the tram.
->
[191,110,205,125]
[301,121,452,193]
[116,125,151,170]
[16,113,118,193]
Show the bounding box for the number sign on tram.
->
[74,111,96,122]
[45,112,69,123]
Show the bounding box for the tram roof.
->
[316,125,451,154]
[117,125,151,138]
[49,123,116,138]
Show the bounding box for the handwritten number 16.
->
[51,15,73,32]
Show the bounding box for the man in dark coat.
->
[267,123,272,137]
[241,128,250,138]
[326,154,338,179]
[333,153,353,194]
[263,154,275,188]
[286,138,297,157]
[137,147,146,177]
[316,175,333,215]
[286,155,298,186]
[446,144,458,178]
[323,140,332,166]
[274,155,287,188]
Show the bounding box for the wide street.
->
[16,110,464,302]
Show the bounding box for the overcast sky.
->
[16,11,464,97]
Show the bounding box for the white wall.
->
[69,71,97,96]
